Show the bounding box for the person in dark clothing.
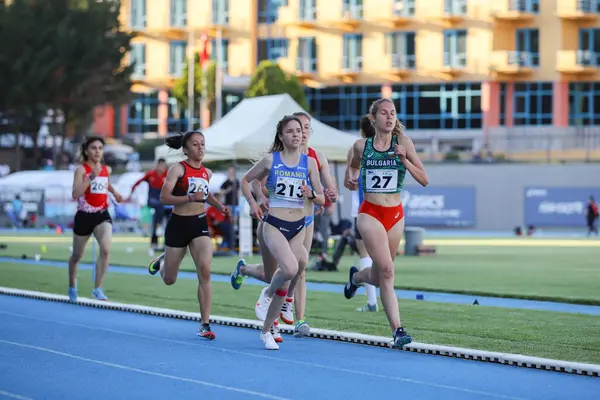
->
[219,166,239,251]
[587,196,599,236]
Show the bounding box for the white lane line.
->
[0,339,288,400]
[0,310,530,400]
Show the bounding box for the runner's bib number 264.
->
[365,169,397,193]
[90,176,108,194]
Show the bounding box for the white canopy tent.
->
[154,94,359,163]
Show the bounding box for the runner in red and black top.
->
[128,158,168,252]
[68,136,124,303]
[147,131,231,340]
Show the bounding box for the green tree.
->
[246,60,308,110]
[0,0,134,169]
[171,57,216,120]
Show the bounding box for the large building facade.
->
[95,0,599,148]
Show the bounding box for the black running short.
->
[73,210,112,237]
[164,213,211,248]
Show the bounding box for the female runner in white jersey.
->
[344,98,428,348]
[69,136,124,303]
[147,130,231,340]
[240,115,325,350]
[231,112,337,339]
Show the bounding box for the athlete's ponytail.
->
[165,130,203,152]
[360,115,375,139]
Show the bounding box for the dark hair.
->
[79,136,105,163]
[157,158,166,163]
[165,130,204,153]
[360,115,375,138]
[268,115,303,153]
[368,98,405,136]
[292,111,311,121]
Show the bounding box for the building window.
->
[130,43,146,78]
[299,0,317,21]
[170,0,187,27]
[297,37,318,73]
[394,0,415,17]
[444,0,466,15]
[513,82,553,126]
[306,83,482,131]
[128,92,159,134]
[443,30,467,68]
[515,28,539,67]
[130,0,146,29]
[258,0,287,24]
[169,41,187,77]
[579,28,600,66]
[257,39,289,63]
[342,0,363,19]
[342,34,363,71]
[569,82,600,126]
[509,0,539,13]
[212,0,229,25]
[385,32,416,69]
[211,39,229,73]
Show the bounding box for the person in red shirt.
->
[147,131,231,340]
[68,136,124,303]
[128,158,168,251]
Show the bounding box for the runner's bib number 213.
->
[365,169,398,193]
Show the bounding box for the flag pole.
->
[187,29,195,131]
[215,27,223,121]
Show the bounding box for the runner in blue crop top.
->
[240,115,325,351]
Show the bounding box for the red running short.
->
[358,201,404,231]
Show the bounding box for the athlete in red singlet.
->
[129,158,168,252]
[147,131,231,340]
[68,136,124,303]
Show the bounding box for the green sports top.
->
[360,136,406,194]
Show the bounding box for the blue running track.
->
[0,295,599,400]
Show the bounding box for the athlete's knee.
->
[280,262,298,281]
[196,264,211,284]
[379,262,395,282]
[163,275,177,285]
[98,244,110,258]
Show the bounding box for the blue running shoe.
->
[344,266,360,299]
[92,287,108,301]
[393,327,412,349]
[197,323,216,340]
[68,287,78,303]
[230,259,246,290]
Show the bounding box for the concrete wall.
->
[331,163,600,231]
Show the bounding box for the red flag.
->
[199,34,210,68]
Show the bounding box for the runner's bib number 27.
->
[365,169,397,193]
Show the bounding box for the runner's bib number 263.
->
[365,169,398,193]
[187,177,209,197]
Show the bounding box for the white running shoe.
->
[271,321,283,343]
[261,332,279,350]
[280,297,294,325]
[255,287,271,321]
